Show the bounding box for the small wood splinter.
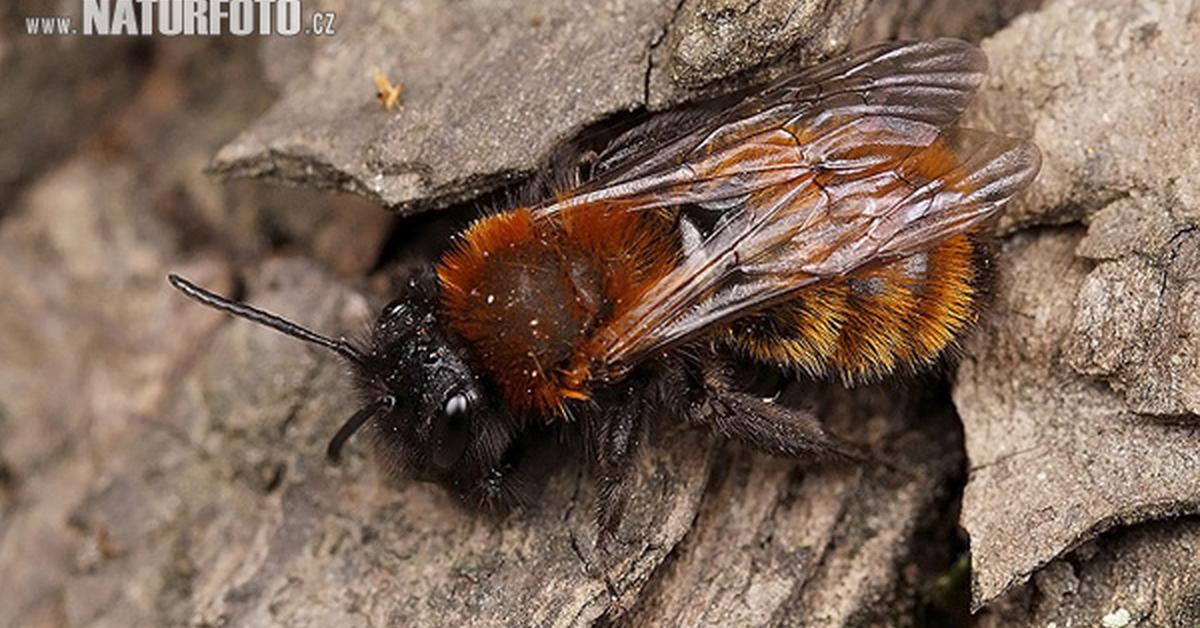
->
[373,70,403,111]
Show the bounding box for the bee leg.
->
[583,384,645,541]
[690,362,864,461]
[461,424,557,514]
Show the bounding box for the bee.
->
[170,39,1039,534]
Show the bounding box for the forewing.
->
[534,38,990,217]
[588,128,1041,376]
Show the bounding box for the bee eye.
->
[444,393,469,420]
[431,392,472,470]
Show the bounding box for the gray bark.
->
[2,0,1199,626]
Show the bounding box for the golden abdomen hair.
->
[726,231,983,381]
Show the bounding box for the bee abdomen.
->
[727,232,983,381]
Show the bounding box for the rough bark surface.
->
[647,0,871,107]
[977,516,1200,627]
[2,0,1199,627]
[954,0,1200,612]
[210,0,871,213]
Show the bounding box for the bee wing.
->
[535,38,991,216]
[587,128,1039,375]
[536,38,1042,377]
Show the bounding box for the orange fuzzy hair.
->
[437,204,677,415]
[728,232,980,382]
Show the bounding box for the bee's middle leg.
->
[582,382,645,540]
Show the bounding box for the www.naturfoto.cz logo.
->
[25,0,337,37]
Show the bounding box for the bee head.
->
[166,273,508,485]
[356,276,509,482]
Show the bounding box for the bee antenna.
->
[167,273,365,367]
[325,401,381,463]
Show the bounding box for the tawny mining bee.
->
[171,38,1039,533]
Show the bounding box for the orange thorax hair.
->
[437,204,677,415]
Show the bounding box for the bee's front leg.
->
[458,422,556,514]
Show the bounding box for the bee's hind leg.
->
[689,361,864,462]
